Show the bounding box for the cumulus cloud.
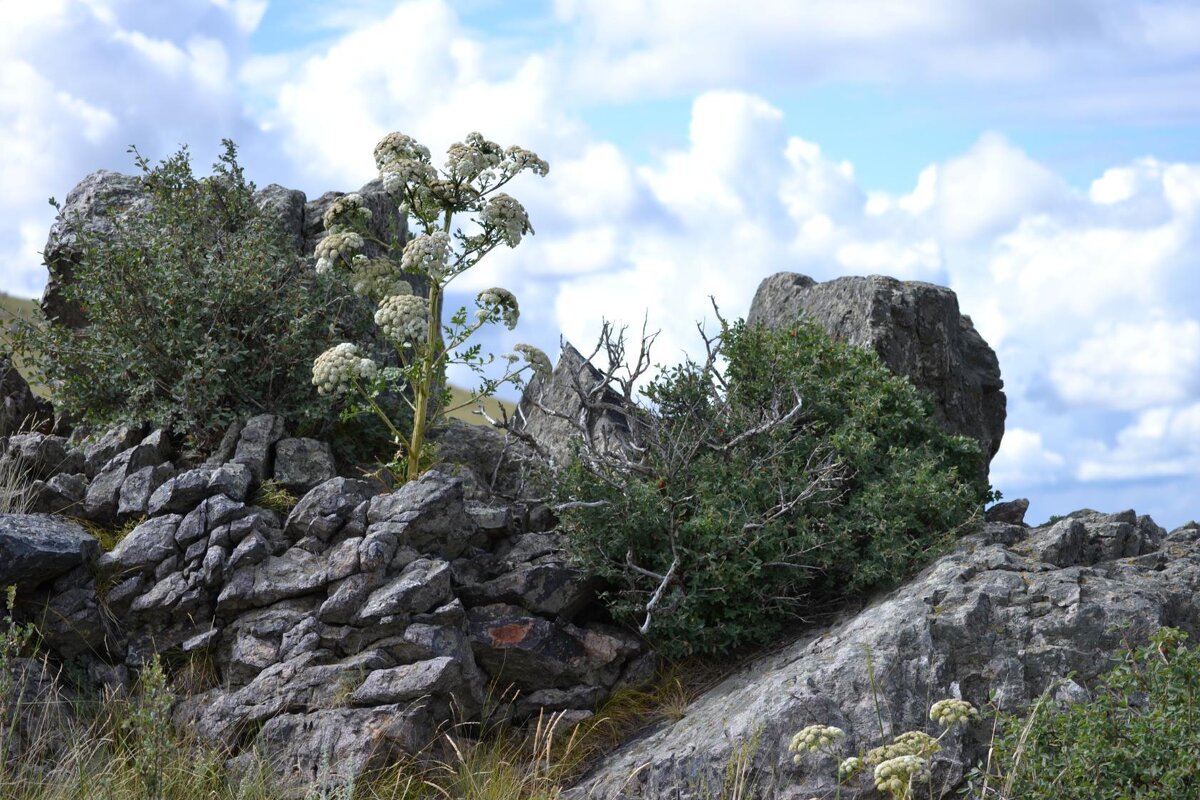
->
[1050,320,1200,411]
[550,0,1200,123]
[990,428,1066,488]
[0,0,268,298]
[1078,403,1200,481]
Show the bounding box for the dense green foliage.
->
[13,142,375,449]
[558,318,991,659]
[982,627,1200,799]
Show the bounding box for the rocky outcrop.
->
[566,509,1200,799]
[748,272,1006,468]
[0,515,98,589]
[512,343,636,469]
[41,170,146,329]
[3,417,646,797]
[0,354,53,436]
[41,172,416,333]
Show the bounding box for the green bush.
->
[981,626,1200,799]
[557,317,992,659]
[14,141,374,450]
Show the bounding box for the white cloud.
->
[265,0,585,192]
[1078,403,1200,481]
[552,0,1200,121]
[0,0,263,299]
[930,133,1071,241]
[990,428,1066,488]
[1050,320,1200,411]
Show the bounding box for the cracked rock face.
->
[1,417,647,797]
[747,272,1006,471]
[565,509,1200,800]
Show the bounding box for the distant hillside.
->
[0,292,46,397]
[0,292,512,423]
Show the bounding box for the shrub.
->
[978,626,1200,799]
[557,316,992,659]
[14,141,363,450]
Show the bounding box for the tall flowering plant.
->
[311,131,552,481]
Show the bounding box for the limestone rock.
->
[0,355,53,436]
[232,414,286,484]
[148,463,252,516]
[285,477,375,542]
[747,272,1006,467]
[511,342,635,470]
[42,170,147,329]
[1,433,83,482]
[565,510,1200,800]
[365,471,477,559]
[30,473,87,515]
[82,422,149,477]
[272,438,336,495]
[985,497,1030,525]
[0,514,98,588]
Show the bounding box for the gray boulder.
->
[566,509,1200,799]
[42,170,147,329]
[30,473,87,515]
[511,343,635,470]
[0,355,53,436]
[1,433,83,482]
[272,438,336,495]
[148,463,252,516]
[232,414,286,484]
[747,272,1006,467]
[82,422,150,477]
[0,514,98,588]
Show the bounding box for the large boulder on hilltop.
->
[748,272,1006,467]
[42,170,146,329]
[511,343,636,469]
[566,510,1199,799]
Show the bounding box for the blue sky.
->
[2,0,1198,528]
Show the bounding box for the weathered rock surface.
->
[41,170,146,329]
[747,272,1006,467]
[566,509,1198,799]
[0,355,53,436]
[513,343,636,469]
[272,437,336,495]
[0,515,98,588]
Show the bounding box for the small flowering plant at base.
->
[311,130,552,481]
[789,698,978,800]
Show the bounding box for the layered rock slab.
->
[566,510,1199,799]
[748,272,1006,467]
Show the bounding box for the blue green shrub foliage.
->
[558,318,992,659]
[979,627,1200,799]
[16,142,384,450]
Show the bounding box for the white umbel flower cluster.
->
[838,756,864,781]
[514,343,552,378]
[446,132,503,180]
[873,755,928,796]
[312,343,377,395]
[929,698,978,728]
[481,193,530,247]
[375,293,428,345]
[323,193,372,232]
[400,232,453,280]
[502,145,549,178]
[789,725,845,761]
[375,132,436,191]
[350,256,409,301]
[476,287,520,330]
[314,231,365,273]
